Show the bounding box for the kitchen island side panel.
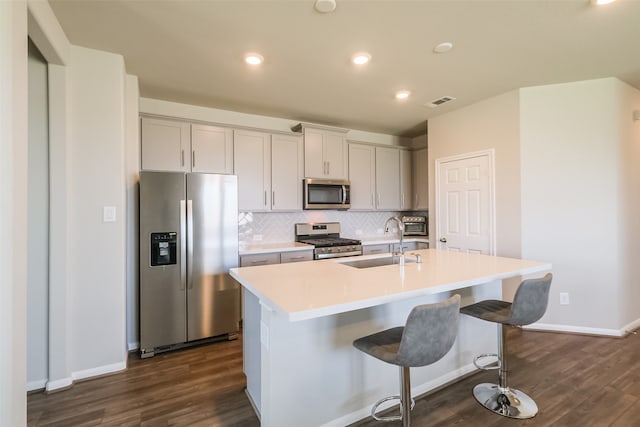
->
[252,281,500,427]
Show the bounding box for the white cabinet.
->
[141,117,233,174]
[234,130,271,212]
[190,124,233,174]
[303,127,348,179]
[400,149,413,210]
[141,117,190,172]
[413,148,428,210]
[348,143,375,210]
[271,134,303,211]
[363,244,390,255]
[375,147,401,210]
[234,130,303,212]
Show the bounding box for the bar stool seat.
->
[353,294,461,427]
[460,273,552,419]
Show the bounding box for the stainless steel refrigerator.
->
[139,171,240,358]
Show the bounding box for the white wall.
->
[520,78,640,332]
[0,1,28,425]
[139,97,410,146]
[428,90,523,297]
[66,45,128,376]
[27,39,50,391]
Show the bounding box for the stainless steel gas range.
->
[295,222,362,260]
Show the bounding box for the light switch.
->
[103,206,116,222]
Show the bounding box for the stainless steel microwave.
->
[303,178,351,210]
[402,215,428,236]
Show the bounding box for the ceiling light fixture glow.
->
[315,0,336,13]
[395,90,411,100]
[352,53,371,65]
[244,53,264,65]
[433,42,454,53]
[590,0,616,5]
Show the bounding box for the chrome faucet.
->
[384,216,405,257]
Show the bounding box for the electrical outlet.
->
[560,292,570,305]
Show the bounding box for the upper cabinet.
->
[141,117,190,172]
[234,130,303,212]
[190,124,233,174]
[400,150,412,210]
[296,124,348,180]
[375,147,400,210]
[348,143,376,210]
[141,117,233,174]
[413,148,428,210]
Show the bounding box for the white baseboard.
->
[524,318,640,337]
[27,379,48,392]
[71,360,127,382]
[319,363,477,427]
[46,377,73,392]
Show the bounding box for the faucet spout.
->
[384,216,405,255]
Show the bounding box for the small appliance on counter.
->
[295,222,362,259]
[402,215,428,236]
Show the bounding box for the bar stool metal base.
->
[472,383,538,419]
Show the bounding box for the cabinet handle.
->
[289,256,305,260]
[415,194,418,207]
[264,191,267,206]
[402,193,405,207]
[192,151,195,168]
[272,191,275,208]
[327,161,330,175]
[181,149,185,167]
[370,249,383,253]
[377,193,381,207]
[371,193,374,207]
[251,259,268,265]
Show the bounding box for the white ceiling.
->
[48,0,640,137]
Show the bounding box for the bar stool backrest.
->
[508,273,553,326]
[397,294,461,367]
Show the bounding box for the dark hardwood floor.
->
[28,328,640,426]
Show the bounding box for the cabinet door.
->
[400,150,413,210]
[239,253,280,267]
[191,124,233,174]
[271,134,303,211]
[234,130,271,212]
[375,147,400,210]
[141,117,190,172]
[303,128,325,178]
[348,143,375,210]
[363,244,390,255]
[413,148,428,210]
[324,131,347,179]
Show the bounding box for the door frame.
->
[434,149,497,255]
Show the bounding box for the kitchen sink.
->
[339,256,416,269]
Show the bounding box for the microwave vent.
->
[425,96,456,108]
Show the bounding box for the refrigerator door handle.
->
[180,199,187,290]
[186,199,194,290]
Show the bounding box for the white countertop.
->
[230,249,551,322]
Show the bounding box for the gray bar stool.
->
[353,294,461,427]
[460,273,552,419]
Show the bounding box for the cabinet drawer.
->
[240,253,280,267]
[280,250,314,264]
[362,244,390,255]
[393,242,418,253]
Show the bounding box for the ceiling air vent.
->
[425,96,456,108]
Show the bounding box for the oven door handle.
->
[342,185,347,205]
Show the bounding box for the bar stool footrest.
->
[473,353,501,370]
[371,395,416,422]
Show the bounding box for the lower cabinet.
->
[240,250,313,267]
[362,244,390,255]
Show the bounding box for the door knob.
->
[439,237,447,243]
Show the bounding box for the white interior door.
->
[436,151,495,254]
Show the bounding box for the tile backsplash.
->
[238,210,427,244]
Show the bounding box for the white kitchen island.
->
[230,249,551,427]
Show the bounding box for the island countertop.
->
[230,249,551,322]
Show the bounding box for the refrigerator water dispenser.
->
[150,232,177,266]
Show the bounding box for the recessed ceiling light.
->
[315,0,336,13]
[395,90,411,100]
[352,53,371,65]
[433,42,454,54]
[591,0,616,5]
[244,53,264,65]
